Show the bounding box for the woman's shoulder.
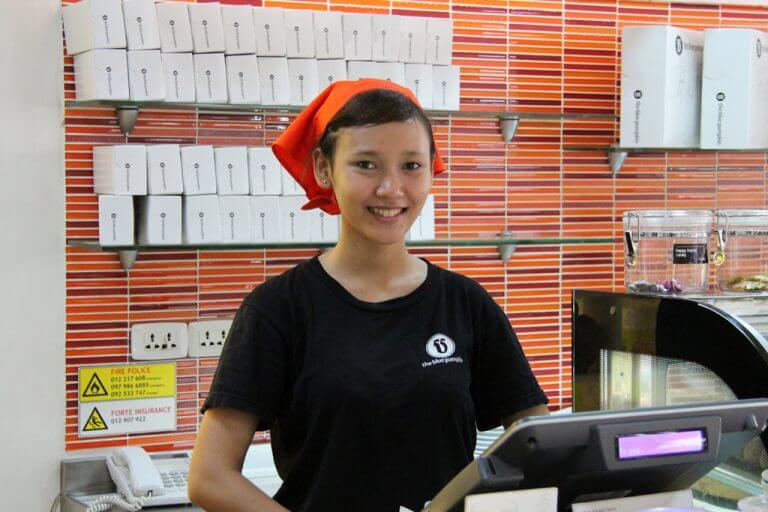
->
[429,261,495,300]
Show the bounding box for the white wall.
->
[0,0,65,510]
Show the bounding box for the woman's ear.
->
[312,147,333,190]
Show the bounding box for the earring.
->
[320,177,328,184]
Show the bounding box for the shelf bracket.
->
[118,250,138,271]
[608,147,628,175]
[116,106,139,135]
[498,230,517,262]
[500,117,520,143]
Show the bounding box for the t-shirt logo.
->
[426,333,455,358]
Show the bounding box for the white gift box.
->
[372,15,400,62]
[248,147,283,195]
[278,196,311,242]
[189,2,226,53]
[405,64,433,109]
[222,4,257,55]
[288,58,319,106]
[180,145,217,195]
[426,18,452,65]
[214,146,250,195]
[432,64,460,111]
[74,49,130,101]
[156,2,194,53]
[93,144,147,195]
[147,144,184,195]
[98,195,134,246]
[218,195,252,243]
[250,196,281,242]
[122,0,161,51]
[161,52,195,103]
[399,16,427,63]
[257,57,290,104]
[226,54,261,104]
[62,0,126,55]
[183,195,221,243]
[284,9,315,58]
[343,14,372,61]
[194,53,228,103]
[127,50,165,100]
[313,12,344,60]
[136,195,182,245]
[253,7,288,57]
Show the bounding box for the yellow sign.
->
[83,407,108,432]
[79,363,176,403]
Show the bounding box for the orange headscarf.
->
[271,78,447,215]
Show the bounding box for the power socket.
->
[131,322,189,360]
[188,320,232,357]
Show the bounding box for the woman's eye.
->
[404,162,422,171]
[355,161,375,170]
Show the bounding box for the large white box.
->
[405,64,433,109]
[700,28,768,149]
[222,4,257,55]
[156,2,194,53]
[313,12,344,60]
[310,210,339,242]
[183,195,221,244]
[409,194,435,240]
[426,18,452,65]
[571,490,693,512]
[127,50,165,100]
[98,195,134,246]
[218,196,252,243]
[180,145,217,195]
[378,62,406,87]
[347,60,379,80]
[136,196,182,245]
[372,15,400,62]
[189,2,226,53]
[194,53,228,103]
[62,0,126,55]
[279,196,311,242]
[250,196,281,242]
[93,144,147,195]
[122,0,161,51]
[258,57,290,105]
[226,54,261,104]
[432,65,460,111]
[214,146,250,195]
[343,14,372,61]
[399,16,427,63]
[317,59,347,89]
[248,147,283,195]
[161,52,195,103]
[620,25,703,148]
[281,168,304,196]
[284,9,315,58]
[288,58,319,106]
[74,49,130,101]
[146,144,183,195]
[253,7,287,57]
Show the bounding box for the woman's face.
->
[316,119,433,246]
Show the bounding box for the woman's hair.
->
[314,88,436,169]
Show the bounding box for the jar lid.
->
[623,210,713,236]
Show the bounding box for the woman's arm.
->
[188,407,290,512]
[502,404,549,429]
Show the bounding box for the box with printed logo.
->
[161,52,195,103]
[278,196,312,242]
[378,62,406,87]
[620,25,703,148]
[310,210,339,242]
[218,196,252,243]
[183,195,221,244]
[280,167,305,196]
[248,147,283,195]
[127,50,165,101]
[74,49,130,101]
[288,59,319,106]
[257,57,290,105]
[189,2,226,54]
[700,28,768,149]
[250,196,281,242]
[399,16,427,64]
[136,196,182,245]
[313,12,344,60]
[432,65,460,111]
[147,144,183,195]
[372,15,400,63]
[222,4,257,55]
[253,7,287,57]
[284,9,315,59]
[409,194,435,241]
[156,2,194,53]
[122,0,161,51]
[180,145,217,195]
[426,18,452,65]
[99,195,134,246]
[347,60,380,81]
[226,54,261,104]
[405,64,433,109]
[343,14,372,61]
[63,0,126,55]
[194,53,228,103]
[214,146,250,195]
[93,144,147,195]
[316,59,347,89]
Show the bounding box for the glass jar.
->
[623,210,713,294]
[714,210,768,293]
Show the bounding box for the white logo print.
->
[426,333,455,358]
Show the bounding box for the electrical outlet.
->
[188,320,232,357]
[131,322,189,360]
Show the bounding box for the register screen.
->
[616,429,708,460]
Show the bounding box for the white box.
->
[258,57,290,105]
[283,9,315,58]
[218,196,252,243]
[62,0,126,55]
[194,53,228,103]
[156,2,194,53]
[98,195,134,246]
[432,65,460,111]
[136,196,182,245]
[372,15,400,63]
[288,58,319,106]
[313,12,344,60]
[700,28,768,149]
[310,210,339,242]
[93,144,147,195]
[620,26,703,148]
[405,64,433,108]
[248,147,283,195]
[189,2,226,53]
[122,0,161,51]
[279,196,311,242]
[343,14,372,61]
[409,194,435,240]
[426,18,452,65]
[316,59,347,88]
[180,145,217,195]
[226,54,261,104]
[183,195,221,244]
[281,167,304,196]
[214,146,250,195]
[127,50,165,100]
[378,62,406,87]
[146,144,183,195]
[222,4,257,55]
[399,16,427,63]
[571,490,693,512]
[347,60,379,80]
[465,488,557,512]
[74,49,130,101]
[253,7,287,57]
[161,52,195,103]
[250,196,281,242]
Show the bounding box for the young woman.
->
[188,79,549,512]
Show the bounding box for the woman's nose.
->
[376,168,403,197]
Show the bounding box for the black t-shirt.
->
[201,257,547,512]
